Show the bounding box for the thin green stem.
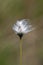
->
[20,39,22,65]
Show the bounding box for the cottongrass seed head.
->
[12,19,35,39]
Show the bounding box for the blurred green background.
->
[0,0,43,65]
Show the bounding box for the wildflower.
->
[12,19,35,39]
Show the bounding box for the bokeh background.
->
[0,0,43,65]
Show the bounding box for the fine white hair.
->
[12,19,35,34]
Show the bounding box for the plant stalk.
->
[20,39,22,65]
